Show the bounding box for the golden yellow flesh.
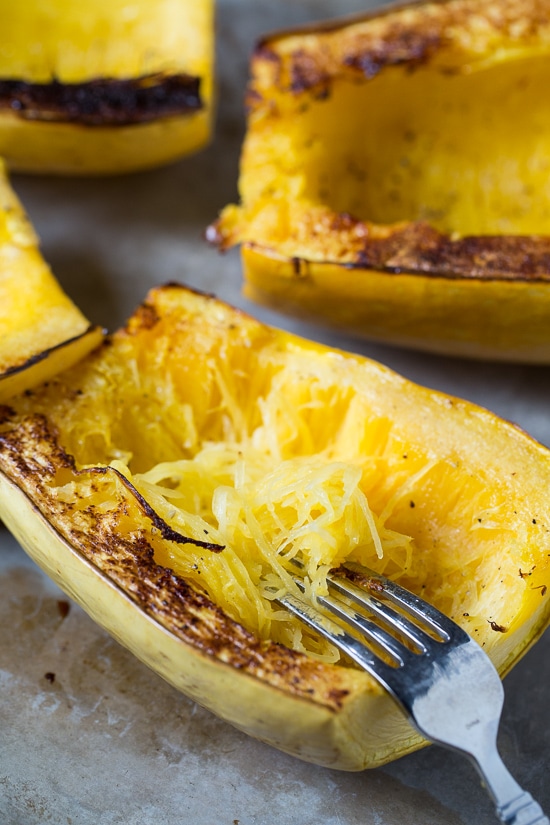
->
[1,285,549,769]
[0,0,211,83]
[235,52,550,255]
[0,159,102,399]
[273,56,550,238]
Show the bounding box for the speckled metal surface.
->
[1,2,549,824]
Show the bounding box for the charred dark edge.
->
[253,0,448,53]
[340,28,443,81]
[124,301,161,335]
[21,477,351,706]
[246,225,550,282]
[126,283,254,338]
[88,466,225,552]
[351,228,550,281]
[287,26,444,93]
[0,73,203,127]
[0,409,223,553]
[0,324,103,380]
[253,0,548,94]
[339,264,550,283]
[0,454,336,693]
[250,0,453,95]
[0,415,353,707]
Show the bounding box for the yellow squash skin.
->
[0,283,549,770]
[0,159,102,401]
[211,0,550,362]
[0,0,214,175]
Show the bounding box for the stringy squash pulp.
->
[1,285,549,769]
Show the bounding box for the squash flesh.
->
[234,53,550,247]
[0,0,210,83]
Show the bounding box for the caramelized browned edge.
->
[0,74,203,126]
[0,407,355,709]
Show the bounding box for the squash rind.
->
[0,325,104,404]
[241,244,550,362]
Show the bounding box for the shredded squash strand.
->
[109,421,416,661]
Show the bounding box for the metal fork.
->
[275,562,549,825]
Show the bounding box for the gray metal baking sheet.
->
[1,2,549,823]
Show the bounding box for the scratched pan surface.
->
[2,2,550,823]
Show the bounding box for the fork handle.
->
[496,793,550,825]
[471,747,549,825]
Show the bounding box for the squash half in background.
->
[0,283,549,771]
[211,0,550,362]
[0,0,214,174]
[0,159,102,401]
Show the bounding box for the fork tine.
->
[286,558,457,654]
[276,588,398,679]
[343,563,461,641]
[327,573,435,652]
[290,575,416,663]
[315,588,418,665]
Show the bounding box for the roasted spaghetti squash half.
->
[0,284,549,770]
[0,158,102,400]
[211,0,550,362]
[0,0,214,174]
